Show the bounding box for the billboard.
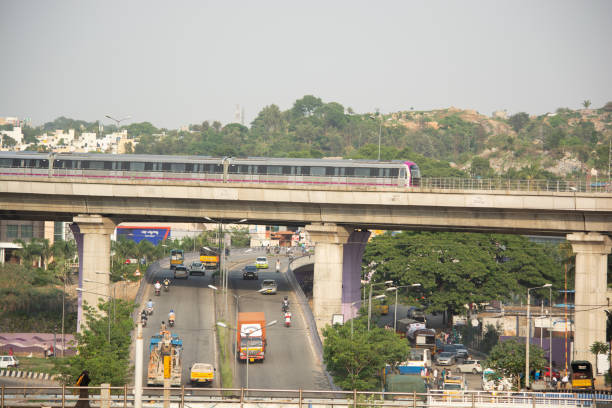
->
[116,226,171,245]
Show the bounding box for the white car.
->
[174,265,189,279]
[0,355,19,369]
[457,359,483,374]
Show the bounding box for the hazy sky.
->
[1,0,610,129]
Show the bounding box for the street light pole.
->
[526,283,552,389]
[387,283,421,332]
[367,280,394,331]
[549,286,553,380]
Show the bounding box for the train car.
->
[0,152,421,188]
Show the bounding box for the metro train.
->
[0,151,421,187]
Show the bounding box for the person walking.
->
[561,372,569,390]
[75,370,91,408]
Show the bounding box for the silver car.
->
[436,352,456,366]
[259,279,277,295]
[189,261,205,276]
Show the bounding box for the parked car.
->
[255,257,268,269]
[457,359,483,374]
[0,355,19,369]
[174,265,189,279]
[443,344,469,361]
[436,352,456,366]
[189,261,206,276]
[259,279,277,294]
[242,265,258,280]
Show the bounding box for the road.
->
[141,252,217,387]
[227,253,330,390]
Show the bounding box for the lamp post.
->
[105,114,131,128]
[549,286,553,380]
[209,284,261,374]
[368,280,393,330]
[204,217,247,318]
[526,283,552,389]
[386,283,421,332]
[217,320,277,393]
[369,113,383,161]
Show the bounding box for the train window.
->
[267,166,282,175]
[88,161,105,170]
[410,164,421,178]
[311,167,325,176]
[213,164,223,174]
[104,162,113,170]
[390,168,399,177]
[121,162,129,171]
[299,166,310,175]
[370,168,381,177]
[162,163,171,171]
[0,159,12,167]
[282,166,293,175]
[257,166,267,175]
[325,167,334,176]
[170,163,186,173]
[185,163,193,172]
[354,168,369,177]
[237,165,249,174]
[228,164,239,174]
[345,167,354,176]
[131,162,146,172]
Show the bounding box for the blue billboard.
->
[116,226,171,245]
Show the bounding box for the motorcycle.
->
[168,318,175,327]
[163,282,170,292]
[155,287,161,296]
[141,316,148,328]
[281,303,289,313]
[284,312,292,327]
[145,305,154,315]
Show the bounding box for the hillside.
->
[7,97,612,180]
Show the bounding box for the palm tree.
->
[13,238,42,267]
[583,100,592,109]
[35,238,53,270]
[590,341,609,376]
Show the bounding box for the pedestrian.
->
[75,370,91,408]
[441,368,446,380]
[49,344,54,357]
[43,343,49,358]
[160,321,166,333]
[561,373,569,390]
[433,368,438,383]
[551,376,558,390]
[8,347,13,356]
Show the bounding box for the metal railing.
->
[3,168,611,194]
[1,385,610,408]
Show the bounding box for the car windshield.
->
[439,352,453,358]
[256,257,267,262]
[444,383,462,390]
[192,262,202,267]
[262,280,276,286]
[245,266,257,271]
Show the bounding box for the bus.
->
[170,249,184,270]
[570,360,595,390]
[200,247,220,271]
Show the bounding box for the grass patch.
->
[216,321,234,390]
[9,356,64,374]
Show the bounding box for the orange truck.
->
[237,312,267,362]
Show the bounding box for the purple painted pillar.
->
[70,223,84,333]
[341,230,371,321]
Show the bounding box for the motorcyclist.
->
[146,299,154,310]
[282,296,290,312]
[168,309,176,322]
[160,321,166,332]
[141,310,148,322]
[154,281,162,292]
[284,310,292,326]
[163,278,170,287]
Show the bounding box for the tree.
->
[508,112,530,133]
[1,135,16,147]
[470,157,493,178]
[323,317,408,390]
[292,95,323,118]
[54,299,134,386]
[486,339,546,389]
[583,100,592,109]
[590,341,609,376]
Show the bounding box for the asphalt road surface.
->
[227,254,331,391]
[141,252,217,387]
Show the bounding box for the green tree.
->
[292,95,323,118]
[583,100,591,109]
[508,112,530,133]
[1,135,16,147]
[590,341,609,377]
[486,339,546,389]
[323,317,408,390]
[470,157,493,178]
[54,299,134,386]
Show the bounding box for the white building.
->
[0,126,24,145]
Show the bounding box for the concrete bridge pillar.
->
[306,223,351,331]
[567,232,612,368]
[342,230,371,320]
[72,215,116,332]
